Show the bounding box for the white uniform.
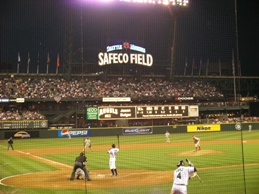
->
[165,131,171,143]
[171,166,195,194]
[108,147,119,170]
[75,168,85,179]
[249,125,252,132]
[83,137,92,151]
[193,136,200,147]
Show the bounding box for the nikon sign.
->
[98,42,153,67]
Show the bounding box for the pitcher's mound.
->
[170,150,223,156]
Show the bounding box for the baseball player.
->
[107,143,119,176]
[7,137,14,150]
[171,160,197,194]
[165,130,171,143]
[83,136,92,152]
[70,152,91,181]
[249,124,252,132]
[75,168,85,180]
[192,135,201,152]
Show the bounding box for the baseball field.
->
[0,130,258,194]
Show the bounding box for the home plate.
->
[96,174,105,178]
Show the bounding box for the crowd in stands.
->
[0,76,257,126]
[0,76,224,99]
[0,109,45,120]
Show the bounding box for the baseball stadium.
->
[0,0,259,194]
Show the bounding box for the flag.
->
[37,52,40,74]
[191,58,195,76]
[199,58,202,76]
[27,52,30,74]
[56,53,60,74]
[18,52,21,63]
[56,53,60,67]
[17,52,21,74]
[46,52,50,74]
[184,57,187,76]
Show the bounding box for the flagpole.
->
[199,58,202,76]
[232,49,237,102]
[37,52,40,74]
[184,58,187,76]
[191,58,194,76]
[46,52,49,74]
[17,52,20,74]
[219,59,221,76]
[27,52,30,74]
[56,53,60,74]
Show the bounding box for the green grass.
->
[0,130,258,194]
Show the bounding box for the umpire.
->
[70,152,91,181]
[7,137,14,150]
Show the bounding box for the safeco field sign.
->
[187,124,221,132]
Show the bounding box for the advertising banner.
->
[58,130,91,137]
[122,127,153,135]
[187,124,221,132]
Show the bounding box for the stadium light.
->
[119,0,188,79]
[119,0,189,6]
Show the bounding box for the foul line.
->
[1,145,72,168]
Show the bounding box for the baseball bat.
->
[195,172,203,183]
[117,133,120,149]
[186,159,203,183]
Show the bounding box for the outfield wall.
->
[0,123,258,140]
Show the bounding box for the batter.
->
[107,143,119,176]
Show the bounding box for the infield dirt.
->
[3,140,257,189]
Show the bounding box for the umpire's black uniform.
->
[70,152,91,181]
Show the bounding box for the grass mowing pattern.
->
[0,130,258,194]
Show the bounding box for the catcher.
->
[75,168,85,180]
[192,135,201,152]
[70,152,91,181]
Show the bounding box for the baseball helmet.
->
[112,144,116,148]
[177,160,185,167]
[80,152,84,156]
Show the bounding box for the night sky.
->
[0,0,258,76]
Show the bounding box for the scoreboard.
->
[98,105,198,120]
[0,120,48,129]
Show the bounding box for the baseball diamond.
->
[1,136,259,193]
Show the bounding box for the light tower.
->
[119,0,189,79]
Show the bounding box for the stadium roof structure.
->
[119,0,189,6]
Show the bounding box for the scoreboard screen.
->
[0,120,48,129]
[98,105,197,120]
[136,105,189,118]
[98,107,136,119]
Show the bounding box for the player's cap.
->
[80,152,84,156]
[177,160,185,167]
[112,144,115,148]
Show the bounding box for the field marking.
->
[1,144,72,169]
[199,163,259,171]
[0,173,35,186]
